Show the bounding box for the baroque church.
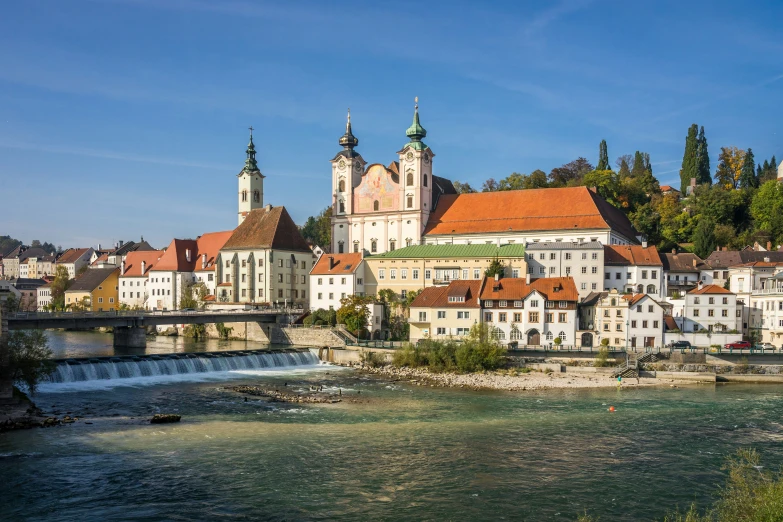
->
[330,100,640,256]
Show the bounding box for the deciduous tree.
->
[714,146,746,189]
[452,181,477,194]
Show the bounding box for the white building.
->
[752,272,783,345]
[56,248,94,279]
[727,261,781,336]
[661,251,711,297]
[525,241,603,298]
[37,282,52,311]
[480,276,580,347]
[580,290,664,349]
[309,253,366,311]
[119,250,163,308]
[603,244,664,299]
[678,284,742,334]
[409,280,482,343]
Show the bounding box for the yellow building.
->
[64,267,120,311]
[363,244,526,299]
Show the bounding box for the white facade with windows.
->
[677,285,741,334]
[309,254,366,312]
[524,241,603,298]
[584,291,665,349]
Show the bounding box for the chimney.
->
[121,259,125,276]
[697,280,703,290]
[185,249,191,262]
[202,253,207,269]
[494,272,500,282]
[98,243,101,250]
[768,241,772,251]
[329,256,335,270]
[764,256,771,263]
[119,240,124,247]
[141,260,146,274]
[265,204,272,212]
[642,241,648,248]
[525,272,531,284]
[692,259,697,268]
[671,248,676,255]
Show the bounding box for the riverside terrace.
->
[5,308,306,348]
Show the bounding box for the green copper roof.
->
[405,97,427,148]
[369,243,526,259]
[243,128,260,173]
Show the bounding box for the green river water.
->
[1,332,783,521]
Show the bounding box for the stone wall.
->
[0,299,12,399]
[200,322,346,348]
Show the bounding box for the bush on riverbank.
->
[2,330,55,395]
[593,346,613,367]
[392,325,506,373]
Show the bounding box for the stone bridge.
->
[6,309,306,348]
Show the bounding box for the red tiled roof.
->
[604,244,663,266]
[660,185,680,193]
[310,253,363,275]
[479,276,579,301]
[622,293,649,306]
[410,280,483,308]
[423,186,638,241]
[57,248,91,264]
[152,231,233,273]
[91,253,109,266]
[222,206,311,252]
[121,250,163,277]
[689,284,733,295]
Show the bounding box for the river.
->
[2,332,783,521]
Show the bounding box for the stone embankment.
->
[227,385,343,404]
[359,365,687,391]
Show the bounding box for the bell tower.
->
[330,109,365,253]
[397,97,434,240]
[237,127,265,225]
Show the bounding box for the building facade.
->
[118,250,163,308]
[56,248,94,279]
[525,241,603,297]
[64,267,120,312]
[678,284,741,334]
[409,280,482,342]
[603,244,664,299]
[309,253,366,311]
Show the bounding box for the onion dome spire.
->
[338,108,359,150]
[405,96,427,143]
[243,126,259,172]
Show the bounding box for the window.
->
[425,269,431,279]
[474,269,480,279]
[559,301,567,308]
[581,267,587,274]
[512,269,519,278]
[616,324,622,331]
[651,270,657,279]
[373,200,379,211]
[413,269,419,280]
[390,241,396,251]
[278,289,283,298]
[708,309,714,317]
[642,320,648,328]
[708,297,714,305]
[528,266,534,274]
[371,240,377,253]
[581,253,587,260]
[539,253,545,260]
[513,300,523,308]
[545,301,554,308]
[406,172,413,186]
[545,313,553,323]
[402,269,408,280]
[539,267,546,275]
[558,313,567,323]
[530,300,538,307]
[723,297,728,304]
[278,259,283,268]
[558,331,567,341]
[549,266,556,274]
[485,300,494,307]
[317,278,323,285]
[457,311,470,319]
[603,324,610,331]
[499,312,507,322]
[631,320,637,328]
[694,297,700,304]
[627,272,632,279]
[499,300,507,307]
[390,269,396,280]
[378,269,385,280]
[591,266,597,274]
[401,290,407,299]
[242,274,246,283]
[354,243,359,253]
[722,309,728,317]
[407,196,413,208]
[616,310,623,317]
[485,312,493,322]
[694,309,700,317]
[550,253,556,260]
[462,269,469,280]
[436,327,446,335]
[98,297,103,303]
[529,312,539,322]
[226,274,231,282]
[605,272,610,280]
[357,278,363,285]
[437,311,446,319]
[648,305,653,313]
[566,266,571,275]
[642,270,648,279]
[277,274,283,283]
[565,253,571,260]
[546,331,553,341]
[301,261,306,270]
[513,312,521,322]
[208,274,214,282]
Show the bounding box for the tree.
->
[336,295,372,336]
[631,151,647,178]
[481,178,499,192]
[617,157,631,179]
[680,124,699,193]
[548,157,593,187]
[714,146,746,189]
[738,148,757,189]
[696,125,711,184]
[693,218,717,258]
[582,169,619,206]
[300,206,332,248]
[484,256,505,277]
[179,282,207,310]
[1,330,55,395]
[49,265,71,310]
[751,180,783,243]
[596,140,609,170]
[526,169,549,189]
[452,181,477,194]
[497,173,527,191]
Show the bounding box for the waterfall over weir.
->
[47,349,320,384]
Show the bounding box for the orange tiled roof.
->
[57,248,91,264]
[410,280,483,309]
[423,186,638,241]
[689,284,733,295]
[222,206,311,252]
[152,231,232,273]
[479,276,579,301]
[604,244,663,266]
[310,253,363,275]
[622,293,649,306]
[121,250,163,277]
[91,253,109,266]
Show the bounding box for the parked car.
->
[669,340,691,349]
[753,343,777,351]
[724,341,752,350]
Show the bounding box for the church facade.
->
[330,101,639,257]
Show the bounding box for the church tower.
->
[397,97,435,242]
[237,127,265,225]
[330,110,365,253]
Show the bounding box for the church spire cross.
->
[243,126,259,172]
[405,96,427,145]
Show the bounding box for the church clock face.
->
[354,162,361,171]
[338,159,346,170]
[406,152,414,161]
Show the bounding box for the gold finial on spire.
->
[414,96,418,110]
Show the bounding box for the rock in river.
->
[150,414,181,424]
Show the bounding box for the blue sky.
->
[1,0,781,249]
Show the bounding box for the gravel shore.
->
[359,365,688,391]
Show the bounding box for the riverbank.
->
[358,365,695,391]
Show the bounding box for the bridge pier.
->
[114,326,147,349]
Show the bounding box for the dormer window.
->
[485,300,493,307]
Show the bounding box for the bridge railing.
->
[7,307,306,320]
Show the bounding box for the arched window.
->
[371,240,377,253]
[546,331,554,341]
[637,284,644,293]
[389,241,396,251]
[558,331,566,342]
[338,179,345,192]
[491,327,505,340]
[241,190,248,202]
[510,326,522,341]
[647,284,655,294]
[406,172,413,186]
[253,190,260,202]
[610,298,616,306]
[406,238,412,247]
[423,174,428,187]
[407,196,413,208]
[373,200,379,211]
[339,200,345,213]
[338,241,344,253]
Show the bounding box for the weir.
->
[46,348,319,384]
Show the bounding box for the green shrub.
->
[735,356,749,374]
[183,323,207,339]
[594,346,612,367]
[391,336,505,373]
[360,350,386,368]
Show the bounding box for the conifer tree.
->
[618,157,631,179]
[631,151,646,177]
[597,140,609,170]
[680,124,699,192]
[696,126,711,184]
[693,218,717,259]
[739,148,757,189]
[771,156,778,176]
